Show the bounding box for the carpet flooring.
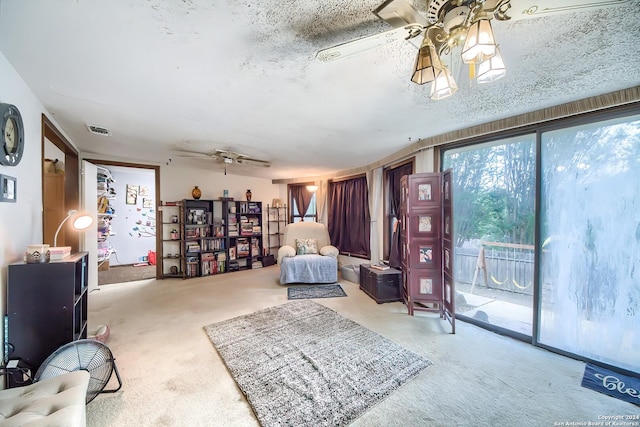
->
[203,300,432,427]
[287,283,347,300]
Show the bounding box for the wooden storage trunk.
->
[359,264,402,304]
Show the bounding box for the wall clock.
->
[0,103,25,166]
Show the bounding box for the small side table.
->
[359,264,402,304]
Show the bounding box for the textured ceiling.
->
[0,0,639,180]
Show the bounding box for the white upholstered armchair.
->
[278,222,339,284]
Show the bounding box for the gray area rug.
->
[203,300,432,427]
[287,283,347,300]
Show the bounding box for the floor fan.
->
[34,339,123,403]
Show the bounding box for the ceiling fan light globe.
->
[477,47,506,84]
[461,17,497,64]
[411,39,441,85]
[430,66,458,100]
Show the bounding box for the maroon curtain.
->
[388,163,413,268]
[290,185,314,221]
[328,176,370,257]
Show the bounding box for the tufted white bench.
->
[0,370,89,427]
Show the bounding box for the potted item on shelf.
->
[192,186,202,200]
[170,229,179,240]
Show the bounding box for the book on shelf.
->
[237,238,250,257]
[186,263,199,277]
[202,238,225,251]
[201,252,215,261]
[370,263,390,271]
[251,241,260,256]
[213,224,224,237]
[186,243,201,253]
[185,228,201,238]
[248,202,261,213]
[240,223,253,236]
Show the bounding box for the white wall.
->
[159,161,278,204]
[158,161,282,227]
[0,51,72,363]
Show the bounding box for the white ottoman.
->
[0,370,89,427]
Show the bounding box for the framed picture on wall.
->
[0,174,16,202]
[143,198,153,208]
[126,184,138,205]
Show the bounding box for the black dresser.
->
[359,264,402,304]
[6,253,89,387]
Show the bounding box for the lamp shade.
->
[461,14,496,64]
[306,185,319,192]
[477,47,506,84]
[72,214,93,230]
[54,209,93,247]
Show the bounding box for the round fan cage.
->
[34,339,122,404]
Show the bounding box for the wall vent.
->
[86,124,111,136]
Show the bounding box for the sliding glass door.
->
[442,110,640,374]
[539,114,640,373]
[443,135,536,336]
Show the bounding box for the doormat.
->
[581,363,640,406]
[287,284,347,300]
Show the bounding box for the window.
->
[288,183,317,222]
[327,175,370,258]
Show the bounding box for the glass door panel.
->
[539,114,640,373]
[443,135,536,336]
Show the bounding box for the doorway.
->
[84,159,161,285]
[42,115,80,250]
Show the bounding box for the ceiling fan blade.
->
[373,0,428,28]
[236,158,271,168]
[316,25,419,62]
[175,151,213,159]
[504,0,629,20]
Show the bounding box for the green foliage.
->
[444,137,536,247]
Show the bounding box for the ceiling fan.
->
[176,148,271,169]
[316,0,628,99]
